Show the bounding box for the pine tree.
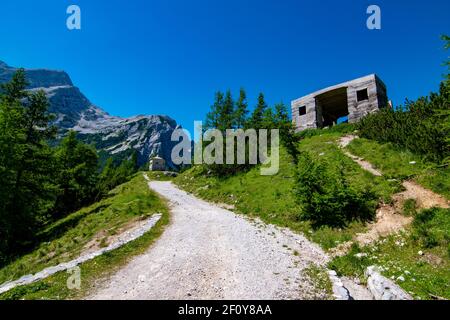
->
[234,88,249,129]
[0,70,57,257]
[250,93,268,130]
[53,131,99,218]
[97,157,116,196]
[274,102,300,163]
[274,102,290,125]
[1,68,28,102]
[262,107,275,130]
[205,91,224,130]
[219,90,235,131]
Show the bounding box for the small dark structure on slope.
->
[149,156,166,171]
[291,74,389,132]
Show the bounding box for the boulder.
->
[365,266,413,300]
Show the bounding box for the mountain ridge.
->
[0,61,181,168]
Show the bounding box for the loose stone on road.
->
[87,179,330,300]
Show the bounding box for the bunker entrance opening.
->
[315,87,349,128]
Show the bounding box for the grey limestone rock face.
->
[0,61,182,168]
[0,62,73,89]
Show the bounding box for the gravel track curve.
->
[87,179,330,300]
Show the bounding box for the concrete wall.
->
[291,98,318,131]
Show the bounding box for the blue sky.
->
[0,0,449,132]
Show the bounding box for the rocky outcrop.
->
[328,270,352,300]
[0,60,182,168]
[0,62,73,89]
[365,266,412,300]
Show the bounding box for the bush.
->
[357,82,449,163]
[295,152,376,228]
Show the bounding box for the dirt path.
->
[334,135,449,251]
[338,135,383,176]
[86,179,330,300]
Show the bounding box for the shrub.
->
[294,152,376,228]
[357,82,449,163]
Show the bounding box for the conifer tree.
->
[205,91,224,130]
[262,107,275,130]
[53,131,99,217]
[0,70,57,257]
[234,88,249,129]
[219,90,235,131]
[274,102,290,125]
[250,93,268,130]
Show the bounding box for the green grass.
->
[144,171,175,181]
[298,134,400,203]
[347,138,450,199]
[296,123,357,140]
[402,199,418,217]
[0,211,169,300]
[303,264,333,299]
[174,132,400,250]
[329,208,450,300]
[0,173,169,299]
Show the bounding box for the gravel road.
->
[87,180,330,300]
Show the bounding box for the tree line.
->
[0,70,138,264]
[205,90,291,131]
[203,89,299,176]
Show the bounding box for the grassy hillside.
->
[0,173,169,300]
[330,207,450,300]
[3,131,447,300]
[174,131,400,250]
[174,128,449,299]
[329,137,450,300]
[347,138,450,199]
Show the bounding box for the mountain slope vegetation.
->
[173,40,449,299]
[0,70,139,264]
[0,174,169,300]
[0,60,181,168]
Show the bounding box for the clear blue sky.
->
[0,0,449,132]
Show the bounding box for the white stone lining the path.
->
[365,266,412,300]
[328,270,352,300]
[0,213,162,295]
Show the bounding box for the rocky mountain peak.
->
[0,60,182,169]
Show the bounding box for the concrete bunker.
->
[149,156,166,171]
[291,74,389,132]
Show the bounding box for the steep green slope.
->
[174,131,400,250]
[174,130,449,299]
[330,207,450,300]
[347,138,450,199]
[0,174,169,300]
[329,137,450,300]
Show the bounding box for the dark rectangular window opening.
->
[357,88,369,102]
[299,106,307,116]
